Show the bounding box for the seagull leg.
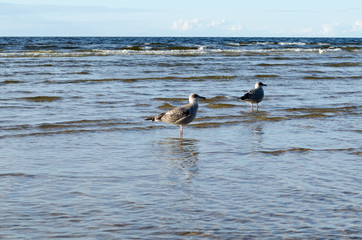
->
[251,103,253,111]
[256,103,259,111]
[179,125,183,138]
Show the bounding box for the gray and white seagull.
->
[146,93,206,138]
[240,81,267,111]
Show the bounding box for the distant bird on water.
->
[240,81,267,111]
[145,93,206,138]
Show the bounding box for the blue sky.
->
[0,0,361,37]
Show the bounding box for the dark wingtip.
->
[240,93,249,100]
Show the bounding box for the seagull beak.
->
[199,96,206,99]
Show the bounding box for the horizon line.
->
[1,35,361,38]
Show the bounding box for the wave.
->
[0,173,36,178]
[0,118,150,139]
[325,62,362,67]
[260,148,312,155]
[226,41,308,46]
[0,37,360,59]
[0,47,345,58]
[51,75,237,84]
[1,104,359,138]
[17,96,62,102]
[341,46,361,52]
[0,80,25,84]
[255,74,280,78]
[260,147,359,156]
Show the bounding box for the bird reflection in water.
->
[157,138,200,181]
[251,123,264,145]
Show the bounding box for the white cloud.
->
[322,22,340,35]
[172,19,231,32]
[352,20,362,31]
[172,19,244,34]
[172,19,199,31]
[229,24,243,31]
[207,19,226,28]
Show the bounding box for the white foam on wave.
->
[279,42,306,46]
[0,47,343,58]
[226,43,240,46]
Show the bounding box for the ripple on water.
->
[157,103,175,109]
[0,173,36,178]
[17,96,62,102]
[206,103,238,109]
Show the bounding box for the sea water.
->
[0,37,361,239]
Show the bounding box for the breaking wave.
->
[0,47,345,58]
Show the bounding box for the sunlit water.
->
[1,37,361,239]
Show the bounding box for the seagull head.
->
[255,82,267,88]
[189,93,206,103]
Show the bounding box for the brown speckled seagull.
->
[146,93,206,138]
[240,82,267,111]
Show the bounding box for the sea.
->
[0,37,361,239]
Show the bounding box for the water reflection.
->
[251,123,264,145]
[157,138,199,181]
[240,119,265,154]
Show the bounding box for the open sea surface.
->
[0,37,361,239]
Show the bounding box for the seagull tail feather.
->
[240,93,250,100]
[145,112,165,122]
[145,116,155,121]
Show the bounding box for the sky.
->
[0,0,361,37]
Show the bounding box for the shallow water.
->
[1,37,361,239]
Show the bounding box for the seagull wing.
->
[162,106,191,124]
[240,91,251,100]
